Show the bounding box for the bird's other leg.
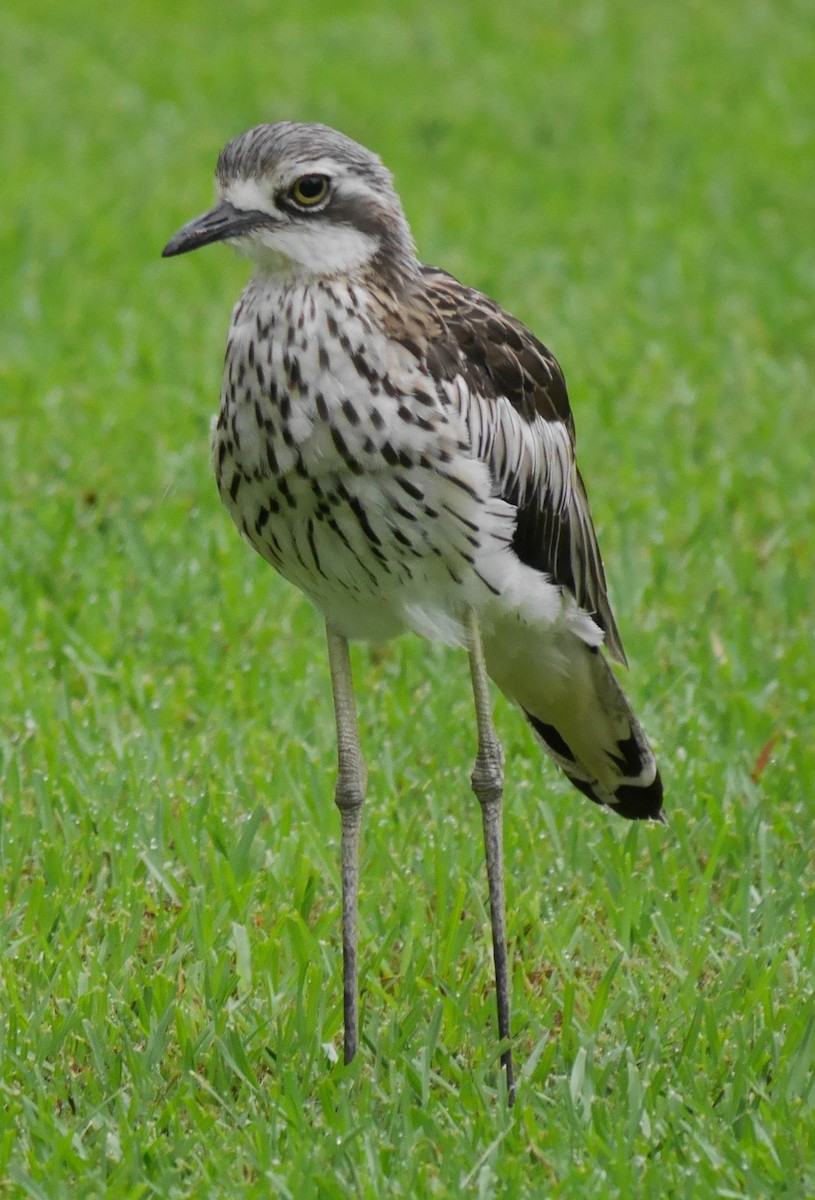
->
[466,608,516,1106]
[325,625,367,1066]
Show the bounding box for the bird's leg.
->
[325,625,367,1065]
[466,609,516,1106]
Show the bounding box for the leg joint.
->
[471,736,504,808]
[334,761,366,815]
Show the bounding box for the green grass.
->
[1,0,813,1195]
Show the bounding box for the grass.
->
[1,0,813,1194]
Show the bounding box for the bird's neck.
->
[246,239,421,296]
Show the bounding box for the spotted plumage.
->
[163,121,664,1099]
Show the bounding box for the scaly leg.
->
[466,609,516,1105]
[325,625,367,1064]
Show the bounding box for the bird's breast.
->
[209,277,515,640]
[215,276,458,484]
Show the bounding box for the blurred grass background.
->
[1,0,813,1196]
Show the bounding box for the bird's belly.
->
[217,459,472,641]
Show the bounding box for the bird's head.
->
[162,121,417,285]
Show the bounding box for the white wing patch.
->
[444,375,575,516]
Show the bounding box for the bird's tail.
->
[484,629,663,822]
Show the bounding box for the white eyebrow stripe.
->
[223,177,273,212]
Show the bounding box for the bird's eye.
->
[290,175,330,207]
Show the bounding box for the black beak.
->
[162,200,270,257]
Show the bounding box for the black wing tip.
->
[522,710,665,824]
[609,774,665,823]
[563,767,665,823]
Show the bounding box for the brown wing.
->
[418,265,626,665]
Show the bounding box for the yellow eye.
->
[290,174,330,207]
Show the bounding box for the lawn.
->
[1,0,813,1195]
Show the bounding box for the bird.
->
[162,121,663,1105]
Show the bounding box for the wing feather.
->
[417,265,626,665]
